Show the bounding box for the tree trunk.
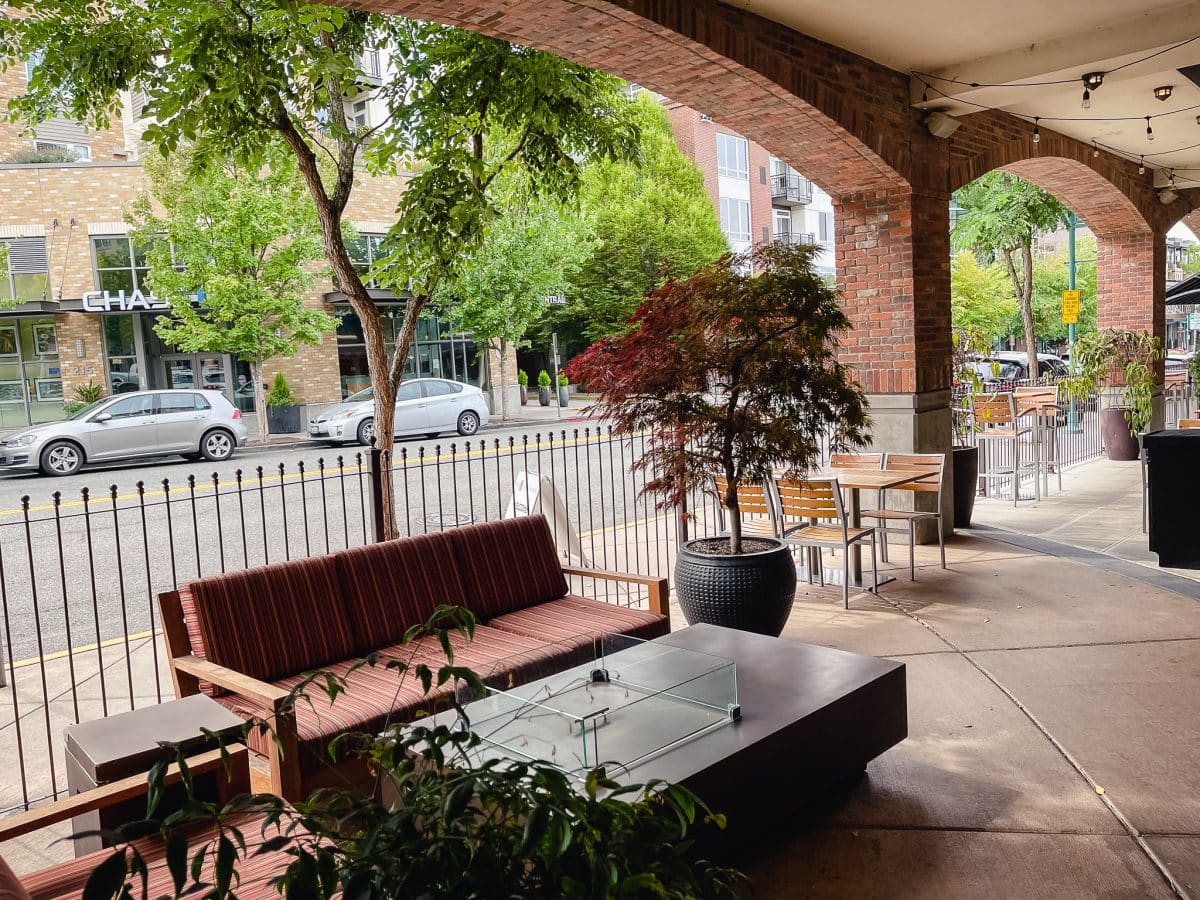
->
[498,338,510,422]
[723,470,742,555]
[281,125,399,537]
[252,354,267,444]
[1019,244,1038,379]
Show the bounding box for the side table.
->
[64,694,244,856]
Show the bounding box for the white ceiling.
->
[722,0,1200,188]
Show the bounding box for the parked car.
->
[964,352,1069,390]
[307,378,490,446]
[0,389,248,476]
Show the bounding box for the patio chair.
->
[1013,385,1064,495]
[1179,419,1200,429]
[859,453,947,581]
[773,477,878,610]
[710,475,778,537]
[828,452,883,469]
[973,393,1035,507]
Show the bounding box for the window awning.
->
[1166,272,1200,306]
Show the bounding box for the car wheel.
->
[200,429,235,462]
[39,440,83,476]
[457,411,481,436]
[357,418,375,446]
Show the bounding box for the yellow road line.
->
[8,629,156,670]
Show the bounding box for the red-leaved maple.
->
[567,243,870,554]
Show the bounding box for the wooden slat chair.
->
[860,453,947,581]
[773,477,878,610]
[973,393,1034,507]
[1013,384,1064,495]
[828,452,883,469]
[1179,419,1200,429]
[710,475,779,538]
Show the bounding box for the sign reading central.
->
[81,289,170,313]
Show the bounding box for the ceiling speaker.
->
[925,111,961,139]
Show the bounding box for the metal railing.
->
[772,231,816,247]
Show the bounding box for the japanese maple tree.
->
[568,243,870,554]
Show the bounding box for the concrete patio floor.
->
[728,527,1200,899]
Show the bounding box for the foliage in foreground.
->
[568,243,869,554]
[83,608,743,899]
[1065,328,1163,434]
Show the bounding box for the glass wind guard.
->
[459,633,738,779]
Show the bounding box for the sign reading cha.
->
[81,289,170,313]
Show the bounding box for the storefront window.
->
[104,315,140,393]
[0,237,51,303]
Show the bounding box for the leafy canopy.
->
[952,172,1069,258]
[568,243,869,554]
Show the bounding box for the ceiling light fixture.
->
[1081,72,1104,108]
[1032,117,1041,144]
[1146,116,1155,141]
[1154,85,1174,102]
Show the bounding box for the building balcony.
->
[770,173,812,206]
[773,230,816,247]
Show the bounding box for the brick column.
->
[835,187,953,534]
[1096,229,1167,428]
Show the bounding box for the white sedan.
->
[306,378,490,446]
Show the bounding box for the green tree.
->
[6,4,637,536]
[439,182,593,422]
[1028,236,1098,345]
[952,172,1070,374]
[551,94,726,352]
[129,150,331,441]
[950,251,1017,343]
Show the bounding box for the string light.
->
[1139,155,1146,175]
[1081,72,1104,109]
[921,84,929,105]
[1169,170,1176,188]
[1082,87,1091,109]
[1032,117,1040,143]
[1092,140,1100,157]
[1146,116,1154,141]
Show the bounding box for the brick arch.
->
[365,0,911,198]
[948,114,1153,238]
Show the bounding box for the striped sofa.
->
[157,515,670,799]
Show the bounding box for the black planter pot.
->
[1101,407,1140,461]
[952,445,978,529]
[519,388,528,406]
[674,537,797,637]
[266,404,301,434]
[538,387,551,406]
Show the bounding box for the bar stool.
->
[1013,385,1064,496]
[973,393,1035,507]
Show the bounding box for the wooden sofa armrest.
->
[0,745,251,842]
[168,657,301,800]
[171,656,291,711]
[560,565,671,622]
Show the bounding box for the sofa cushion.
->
[18,811,292,900]
[448,516,568,619]
[336,530,467,652]
[220,626,568,777]
[180,555,353,686]
[487,595,670,650]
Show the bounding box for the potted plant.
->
[62,379,105,416]
[537,369,552,406]
[517,368,529,406]
[1066,328,1163,461]
[950,327,991,528]
[557,371,570,407]
[265,372,302,435]
[568,243,869,636]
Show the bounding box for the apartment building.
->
[0,51,493,431]
[664,101,836,278]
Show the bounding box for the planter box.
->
[266,404,302,434]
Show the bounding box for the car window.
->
[397,382,422,402]
[193,393,211,410]
[102,395,154,419]
[159,393,202,414]
[423,381,458,397]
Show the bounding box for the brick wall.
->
[52,313,106,397]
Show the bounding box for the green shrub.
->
[557,372,569,387]
[266,372,296,406]
[517,368,529,387]
[537,369,552,388]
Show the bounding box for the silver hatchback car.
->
[307,378,490,446]
[0,389,248,476]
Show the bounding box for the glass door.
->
[161,355,197,390]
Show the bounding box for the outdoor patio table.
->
[815,467,940,588]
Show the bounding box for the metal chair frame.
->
[974,393,1036,507]
[860,452,947,580]
[1013,385,1065,496]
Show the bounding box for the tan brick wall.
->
[52,313,106,397]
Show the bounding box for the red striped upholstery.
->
[183,555,353,685]
[336,531,467,652]
[448,516,568,618]
[19,811,294,899]
[488,595,669,650]
[218,626,563,776]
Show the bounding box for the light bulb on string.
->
[1092,141,1099,158]
[1146,116,1154,142]
[1139,156,1146,175]
[921,84,929,105]
[1169,170,1176,189]
[1032,117,1040,144]
[1082,87,1091,109]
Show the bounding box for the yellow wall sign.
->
[1062,290,1081,325]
